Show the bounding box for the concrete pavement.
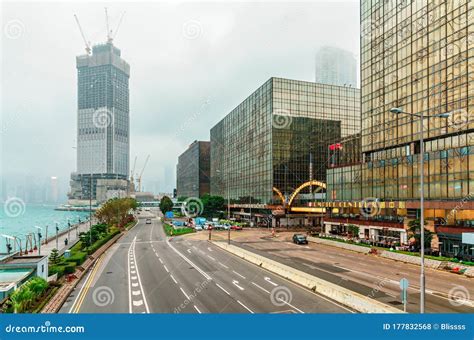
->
[199,230,474,313]
[60,214,350,314]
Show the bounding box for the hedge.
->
[65,251,88,265]
[49,265,66,278]
[86,229,120,254]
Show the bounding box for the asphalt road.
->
[60,214,350,314]
[232,234,474,313]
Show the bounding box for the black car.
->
[145,219,152,224]
[292,234,308,245]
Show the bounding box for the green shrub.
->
[63,264,76,275]
[65,251,88,265]
[49,265,66,278]
[86,230,120,254]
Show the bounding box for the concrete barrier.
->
[213,241,402,313]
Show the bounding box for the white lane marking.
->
[132,282,139,287]
[232,280,244,291]
[216,283,230,295]
[131,276,137,280]
[133,300,143,307]
[275,298,305,314]
[192,246,197,250]
[130,236,150,313]
[208,247,213,252]
[207,255,216,261]
[159,258,164,264]
[164,265,169,273]
[131,270,136,274]
[251,282,270,294]
[232,270,246,279]
[187,249,192,254]
[166,239,212,281]
[194,305,202,313]
[180,287,190,300]
[237,300,254,313]
[132,290,141,296]
[219,262,229,269]
[264,276,278,287]
[170,275,178,284]
[302,263,317,270]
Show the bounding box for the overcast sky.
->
[1,0,360,199]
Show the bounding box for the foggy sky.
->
[1,0,360,199]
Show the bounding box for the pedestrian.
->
[64,238,68,246]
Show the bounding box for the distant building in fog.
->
[315,46,357,88]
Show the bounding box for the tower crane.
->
[137,155,150,192]
[129,156,137,192]
[73,14,91,55]
[105,7,125,44]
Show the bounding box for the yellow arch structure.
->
[287,180,326,207]
[272,187,286,205]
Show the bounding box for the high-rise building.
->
[68,42,130,203]
[210,77,360,210]
[176,141,211,198]
[324,1,474,259]
[315,46,358,87]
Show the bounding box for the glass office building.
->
[210,77,360,205]
[325,0,474,259]
[69,42,130,201]
[176,141,211,198]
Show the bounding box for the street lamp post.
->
[34,226,42,256]
[67,218,71,242]
[390,107,450,314]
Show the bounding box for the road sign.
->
[400,278,409,312]
[399,278,409,290]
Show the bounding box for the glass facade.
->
[210,77,360,204]
[329,0,474,202]
[176,141,210,198]
[70,42,130,200]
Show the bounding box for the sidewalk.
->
[27,219,97,257]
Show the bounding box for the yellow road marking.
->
[71,255,105,313]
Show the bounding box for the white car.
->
[195,225,203,231]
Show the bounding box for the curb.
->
[213,241,403,314]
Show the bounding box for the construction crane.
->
[137,155,150,192]
[74,14,91,55]
[105,7,125,44]
[129,156,137,192]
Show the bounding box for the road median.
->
[213,241,403,314]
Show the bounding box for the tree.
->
[159,196,174,214]
[95,197,138,228]
[407,219,433,250]
[177,196,188,202]
[49,248,61,265]
[201,194,225,218]
[347,225,360,238]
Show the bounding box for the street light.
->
[34,226,42,256]
[389,107,451,313]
